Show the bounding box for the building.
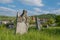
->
[2,20,10,24]
[40,18,49,24]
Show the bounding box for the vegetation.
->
[55,15,60,26]
[0,14,60,40]
[32,14,56,27]
[29,14,60,27]
[0,25,60,40]
[37,14,56,19]
[0,16,15,21]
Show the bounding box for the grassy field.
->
[0,26,60,40]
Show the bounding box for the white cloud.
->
[0,7,16,16]
[20,0,44,6]
[42,11,50,14]
[0,0,13,3]
[51,9,60,14]
[8,5,16,8]
[33,7,50,14]
[33,8,42,12]
[27,10,43,16]
[26,8,60,16]
[57,2,60,5]
[0,7,60,16]
[28,7,60,16]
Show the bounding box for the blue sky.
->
[0,0,60,16]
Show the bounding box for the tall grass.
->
[0,26,60,40]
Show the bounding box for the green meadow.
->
[0,26,60,40]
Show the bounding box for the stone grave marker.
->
[35,17,42,30]
[16,10,29,34]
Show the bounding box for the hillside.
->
[0,16,15,21]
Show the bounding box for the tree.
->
[56,15,60,26]
[47,18,55,26]
[37,14,56,26]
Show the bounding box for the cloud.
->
[20,0,44,6]
[0,7,16,16]
[8,5,16,8]
[33,8,42,12]
[27,7,50,16]
[57,2,60,5]
[27,9,43,16]
[0,7,60,16]
[13,8,60,16]
[42,11,50,14]
[0,0,13,3]
[51,9,60,14]
[33,7,50,14]
[28,7,60,16]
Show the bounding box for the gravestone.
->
[35,17,42,30]
[16,10,29,34]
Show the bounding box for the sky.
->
[0,0,60,16]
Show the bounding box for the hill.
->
[0,16,15,21]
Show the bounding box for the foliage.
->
[37,14,56,19]
[29,17,35,24]
[29,19,35,24]
[37,14,56,26]
[55,15,60,26]
[47,18,55,25]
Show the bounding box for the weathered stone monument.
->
[16,10,29,34]
[35,17,42,30]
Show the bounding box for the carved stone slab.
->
[16,10,29,34]
[16,22,28,34]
